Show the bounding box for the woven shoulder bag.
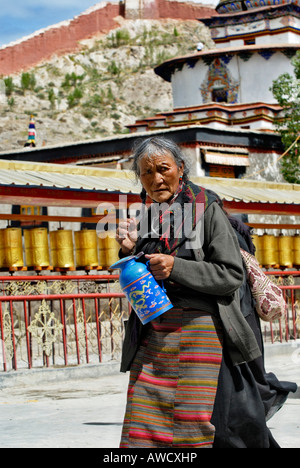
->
[240,248,287,322]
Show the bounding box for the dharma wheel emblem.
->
[28,300,64,356]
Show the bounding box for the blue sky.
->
[0,1,104,47]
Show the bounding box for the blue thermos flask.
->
[109,253,173,325]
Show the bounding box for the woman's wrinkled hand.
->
[116,218,138,255]
[145,254,174,281]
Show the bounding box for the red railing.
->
[0,274,128,372]
[263,271,300,344]
[0,272,298,372]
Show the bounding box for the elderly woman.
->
[116,136,261,449]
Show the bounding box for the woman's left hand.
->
[145,254,174,281]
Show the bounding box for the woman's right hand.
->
[116,218,138,255]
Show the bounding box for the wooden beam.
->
[246,223,300,230]
[0,214,119,224]
[0,186,141,208]
[224,200,300,216]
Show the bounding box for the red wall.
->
[156,0,214,20]
[0,0,214,76]
[130,0,214,21]
[0,3,122,76]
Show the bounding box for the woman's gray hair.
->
[131,136,191,182]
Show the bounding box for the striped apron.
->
[120,308,223,448]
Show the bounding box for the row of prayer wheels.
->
[0,227,120,271]
[252,234,300,269]
[2,227,299,271]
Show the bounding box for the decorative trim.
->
[258,49,275,60]
[187,58,199,69]
[221,54,234,64]
[213,25,300,43]
[204,3,300,27]
[281,49,298,58]
[202,56,215,67]
[216,0,300,15]
[238,51,254,61]
[28,300,64,357]
[200,58,239,104]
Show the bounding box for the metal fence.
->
[0,272,299,372]
[263,271,300,344]
[0,274,129,372]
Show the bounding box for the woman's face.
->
[139,152,184,203]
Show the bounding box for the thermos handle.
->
[146,260,166,292]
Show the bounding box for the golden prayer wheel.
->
[278,235,293,269]
[104,235,120,267]
[293,235,300,267]
[49,231,57,267]
[98,237,107,267]
[261,234,279,268]
[24,230,33,266]
[24,228,50,267]
[252,234,263,266]
[50,229,75,269]
[0,229,6,268]
[98,232,119,268]
[4,228,24,268]
[75,229,98,267]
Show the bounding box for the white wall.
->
[172,59,209,108]
[171,51,295,108]
[48,206,82,232]
[211,15,300,47]
[238,52,294,103]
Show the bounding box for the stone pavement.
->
[0,342,299,449]
[263,341,300,449]
[0,363,127,449]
